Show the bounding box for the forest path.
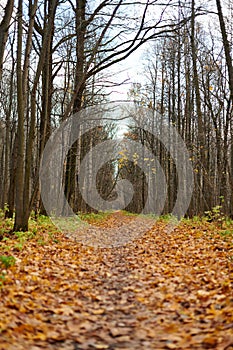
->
[0,212,233,350]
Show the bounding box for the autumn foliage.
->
[0,211,233,350]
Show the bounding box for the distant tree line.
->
[0,0,232,231]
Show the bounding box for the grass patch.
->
[219,229,233,236]
[0,214,61,253]
[78,211,113,224]
[0,255,16,269]
[120,210,138,217]
[0,255,16,286]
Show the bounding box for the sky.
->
[104,0,232,103]
[0,0,231,104]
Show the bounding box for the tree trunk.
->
[14,0,27,231]
[216,0,233,104]
[0,0,14,80]
[191,0,208,214]
[65,0,86,212]
[216,0,233,215]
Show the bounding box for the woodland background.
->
[0,0,233,230]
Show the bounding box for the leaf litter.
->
[0,212,233,349]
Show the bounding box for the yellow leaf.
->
[93,343,109,349]
[92,308,105,315]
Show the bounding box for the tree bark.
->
[215,0,233,215]
[64,0,86,211]
[0,0,14,81]
[14,0,27,231]
[216,0,233,103]
[24,0,57,222]
[191,0,208,214]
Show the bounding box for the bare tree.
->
[0,0,14,80]
[14,0,25,230]
[13,0,58,230]
[215,0,233,103]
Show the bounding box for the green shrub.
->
[0,255,16,269]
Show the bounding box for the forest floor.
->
[0,211,233,350]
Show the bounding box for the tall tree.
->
[14,0,58,230]
[0,0,14,80]
[215,0,233,103]
[14,0,25,231]
[215,0,233,216]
